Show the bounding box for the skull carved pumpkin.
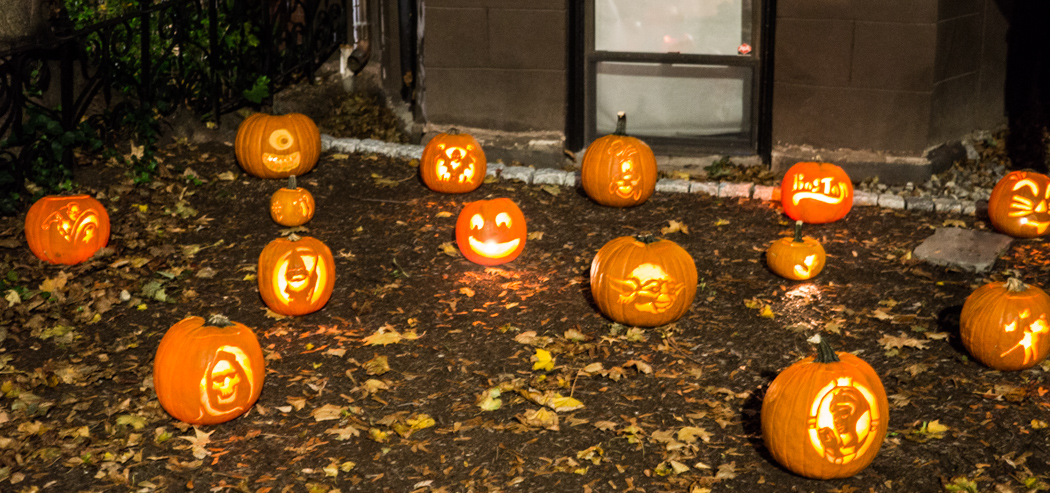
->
[235,113,321,178]
[25,194,110,265]
[766,221,826,280]
[761,339,889,479]
[960,278,1050,370]
[270,175,315,226]
[581,112,657,208]
[455,198,527,266]
[258,234,335,316]
[153,315,265,425]
[420,129,487,194]
[781,162,854,224]
[987,170,1050,238]
[590,236,697,327]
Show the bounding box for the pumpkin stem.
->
[288,233,301,242]
[814,338,841,363]
[614,112,627,136]
[792,220,804,243]
[447,128,460,136]
[208,314,234,327]
[287,175,297,189]
[1005,277,1028,292]
[635,234,660,245]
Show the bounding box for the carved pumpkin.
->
[455,198,526,266]
[590,236,697,327]
[761,339,889,479]
[258,234,335,316]
[420,129,487,193]
[581,112,657,208]
[153,315,265,425]
[25,194,110,265]
[767,220,826,280]
[960,278,1050,371]
[987,170,1050,238]
[235,113,321,178]
[270,175,315,226]
[781,162,854,224]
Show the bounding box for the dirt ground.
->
[1,131,1050,493]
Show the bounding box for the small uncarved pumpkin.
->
[761,339,889,479]
[258,234,335,316]
[420,129,487,193]
[455,198,527,266]
[766,220,826,280]
[270,175,315,226]
[590,236,697,327]
[960,278,1050,370]
[25,194,111,265]
[781,162,854,224]
[235,113,321,178]
[581,112,657,208]
[153,315,265,425]
[987,170,1050,238]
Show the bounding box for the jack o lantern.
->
[960,278,1050,370]
[270,175,315,226]
[761,338,889,479]
[420,129,487,193]
[455,198,526,266]
[987,170,1050,238]
[581,112,657,208]
[590,236,697,327]
[235,113,321,178]
[258,234,335,316]
[767,220,826,280]
[153,315,265,425]
[781,162,854,224]
[25,194,110,265]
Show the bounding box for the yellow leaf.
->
[549,395,584,412]
[439,242,461,257]
[926,420,949,434]
[363,329,402,346]
[406,413,435,431]
[532,349,554,371]
[363,379,390,393]
[331,153,350,160]
[677,426,711,443]
[527,231,545,240]
[38,272,69,293]
[436,211,453,218]
[368,428,389,443]
[477,388,502,411]
[4,289,20,305]
[133,203,148,212]
[759,305,775,319]
[661,220,689,235]
[714,219,730,226]
[324,426,361,440]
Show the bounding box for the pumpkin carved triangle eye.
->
[471,214,485,230]
[495,212,511,228]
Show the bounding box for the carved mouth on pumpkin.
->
[468,237,520,259]
[793,255,818,278]
[263,152,301,172]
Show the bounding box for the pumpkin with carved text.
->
[154,315,265,425]
[780,162,854,224]
[581,112,657,207]
[590,236,697,327]
[25,194,110,265]
[235,113,320,178]
[987,170,1050,238]
[420,129,487,193]
[960,278,1050,370]
[258,234,335,316]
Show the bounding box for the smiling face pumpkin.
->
[235,113,321,178]
[455,198,526,266]
[988,170,1050,238]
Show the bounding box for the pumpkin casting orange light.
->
[781,162,854,224]
[455,198,526,266]
[25,194,110,265]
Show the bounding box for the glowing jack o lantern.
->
[581,112,657,208]
[455,198,526,266]
[781,162,854,224]
[235,113,321,178]
[987,170,1050,238]
[153,315,265,425]
[25,194,110,265]
[420,129,487,193]
[766,220,827,280]
[258,234,335,316]
[590,236,697,327]
[960,278,1050,370]
[761,339,889,479]
[270,175,316,226]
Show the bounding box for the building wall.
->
[772,0,1008,154]
[420,0,567,132]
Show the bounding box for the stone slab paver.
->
[753,185,776,201]
[486,161,506,178]
[500,166,534,184]
[690,181,720,196]
[720,182,753,198]
[906,196,935,212]
[912,227,1013,273]
[878,194,906,209]
[933,198,961,214]
[533,168,571,186]
[853,191,879,206]
[656,179,691,193]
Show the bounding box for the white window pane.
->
[595,0,745,55]
[596,62,748,138]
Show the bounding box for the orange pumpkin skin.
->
[420,130,487,193]
[25,194,110,265]
[590,236,697,327]
[780,162,854,224]
[455,198,527,266]
[766,221,826,280]
[987,170,1050,238]
[960,278,1050,370]
[581,113,657,208]
[235,113,321,178]
[761,340,889,479]
[153,316,265,425]
[258,235,335,316]
[270,176,315,226]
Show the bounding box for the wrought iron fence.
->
[0,0,347,213]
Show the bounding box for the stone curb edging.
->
[322,135,978,215]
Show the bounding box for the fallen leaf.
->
[311,404,347,421]
[216,171,237,181]
[661,220,689,235]
[879,333,929,350]
[325,425,361,440]
[331,153,350,160]
[177,428,214,459]
[532,349,554,371]
[439,242,461,257]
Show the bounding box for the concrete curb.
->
[322,135,978,215]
